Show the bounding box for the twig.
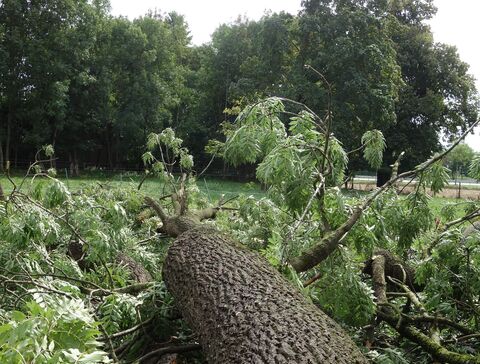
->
[303,271,323,287]
[197,152,218,178]
[407,315,476,336]
[131,343,201,363]
[445,333,480,343]
[99,256,114,289]
[86,282,155,297]
[282,182,323,264]
[218,194,239,207]
[108,317,154,340]
[136,233,166,245]
[137,171,150,191]
[347,144,365,156]
[96,315,119,363]
[388,277,423,312]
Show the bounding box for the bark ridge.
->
[163,227,368,363]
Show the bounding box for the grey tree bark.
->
[163,227,368,363]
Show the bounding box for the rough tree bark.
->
[145,181,368,363]
[363,249,422,292]
[162,226,368,363]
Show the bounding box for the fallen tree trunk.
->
[163,226,368,363]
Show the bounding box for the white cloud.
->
[109,0,301,45]
[429,0,480,151]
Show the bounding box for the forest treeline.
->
[0,0,478,174]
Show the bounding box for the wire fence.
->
[4,161,480,199]
[3,159,255,181]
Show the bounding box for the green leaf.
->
[423,161,450,193]
[42,145,55,158]
[361,130,386,170]
[469,154,480,180]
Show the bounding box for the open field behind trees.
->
[0,173,264,201]
[0,173,467,219]
[351,177,480,199]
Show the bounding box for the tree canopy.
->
[0,0,478,174]
[445,142,475,178]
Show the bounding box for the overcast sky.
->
[110,0,480,150]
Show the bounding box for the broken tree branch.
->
[289,119,480,273]
[144,196,169,224]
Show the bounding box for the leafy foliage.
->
[0,162,188,362]
[218,95,480,362]
[469,154,480,180]
[362,130,386,170]
[445,143,475,178]
[0,296,110,363]
[0,0,479,361]
[1,0,477,175]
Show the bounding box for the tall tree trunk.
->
[50,127,57,169]
[105,122,113,169]
[115,133,120,170]
[0,139,4,173]
[5,110,12,170]
[69,152,74,176]
[163,227,368,364]
[74,150,79,176]
[14,143,18,169]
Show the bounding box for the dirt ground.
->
[351,182,480,200]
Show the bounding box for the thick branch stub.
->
[363,249,421,292]
[372,255,387,304]
[159,215,200,238]
[145,196,168,223]
[145,196,200,237]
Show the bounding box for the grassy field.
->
[0,172,465,214]
[0,172,265,202]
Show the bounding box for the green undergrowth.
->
[1,172,478,363]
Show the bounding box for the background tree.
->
[0,0,478,178]
[445,143,475,181]
[292,0,402,162]
[381,0,478,171]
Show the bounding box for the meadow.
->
[0,171,464,217]
[0,172,264,202]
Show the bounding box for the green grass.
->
[429,196,472,221]
[342,188,466,219]
[0,172,465,215]
[0,172,265,202]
